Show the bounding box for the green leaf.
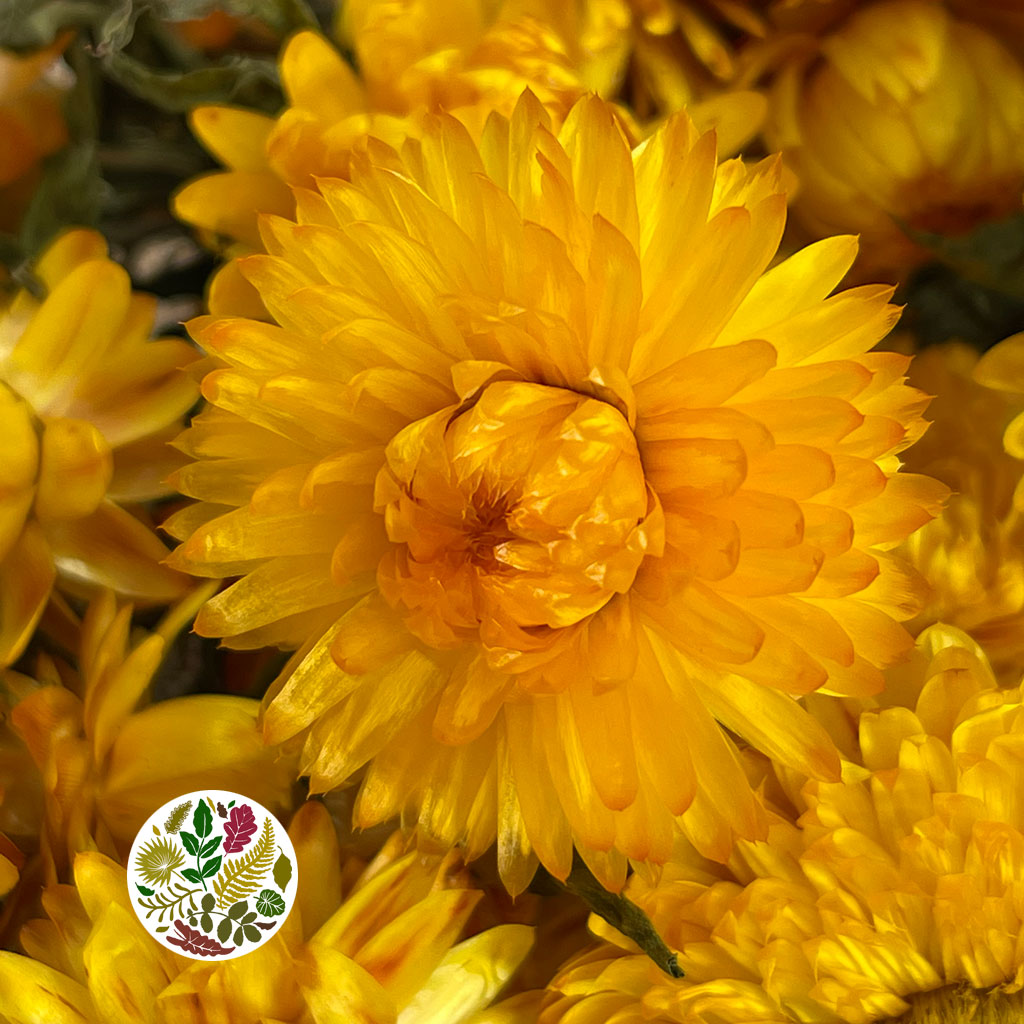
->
[181,868,203,884]
[228,900,248,920]
[201,893,215,912]
[199,836,222,858]
[180,832,199,856]
[193,801,213,839]
[241,912,256,924]
[102,49,281,114]
[233,927,244,945]
[255,889,286,918]
[218,917,232,942]
[227,801,235,808]
[243,925,261,942]
[200,913,213,932]
[135,883,155,897]
[272,852,292,892]
[200,855,223,879]
[155,926,169,933]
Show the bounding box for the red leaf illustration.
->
[222,804,257,852]
[166,920,235,956]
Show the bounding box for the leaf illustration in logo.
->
[216,801,227,818]
[193,800,213,839]
[180,831,199,856]
[222,804,257,853]
[136,837,186,887]
[255,889,286,917]
[166,920,235,956]
[199,836,222,858]
[200,855,223,879]
[164,800,192,834]
[213,818,275,908]
[136,883,155,897]
[272,852,292,891]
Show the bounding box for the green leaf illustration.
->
[135,883,202,923]
[200,855,223,879]
[201,893,215,912]
[193,800,213,839]
[243,925,261,942]
[200,913,213,933]
[164,800,192,834]
[255,889,286,917]
[180,832,199,856]
[241,912,257,924]
[272,852,292,892]
[218,918,232,942]
[182,868,203,884]
[136,883,155,897]
[233,927,244,945]
[199,836,222,858]
[228,900,248,920]
[155,926,169,933]
[135,837,186,887]
[213,818,275,909]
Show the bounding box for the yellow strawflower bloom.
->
[0,805,533,1024]
[0,229,196,667]
[169,91,946,892]
[749,0,1024,279]
[898,343,1024,680]
[1,589,296,886]
[0,36,68,235]
[528,624,1024,1024]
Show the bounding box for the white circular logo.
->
[127,790,297,960]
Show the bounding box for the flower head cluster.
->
[169,90,945,891]
[530,624,1024,1024]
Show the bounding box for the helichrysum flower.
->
[0,805,533,1024]
[0,229,196,667]
[898,343,1024,680]
[530,623,1024,1024]
[168,91,946,893]
[748,0,1024,279]
[2,589,296,885]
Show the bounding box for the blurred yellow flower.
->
[0,804,533,1024]
[0,36,68,235]
[175,3,762,317]
[530,623,1024,1024]
[169,92,945,892]
[2,588,296,886]
[749,0,1024,279]
[898,343,1024,679]
[0,228,196,667]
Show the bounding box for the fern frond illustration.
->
[164,800,192,834]
[136,837,187,886]
[212,818,275,908]
[136,882,202,923]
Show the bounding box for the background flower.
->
[521,623,1024,1024]
[0,228,196,666]
[0,805,533,1024]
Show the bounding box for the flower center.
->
[374,380,661,650]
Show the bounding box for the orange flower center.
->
[374,380,661,650]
